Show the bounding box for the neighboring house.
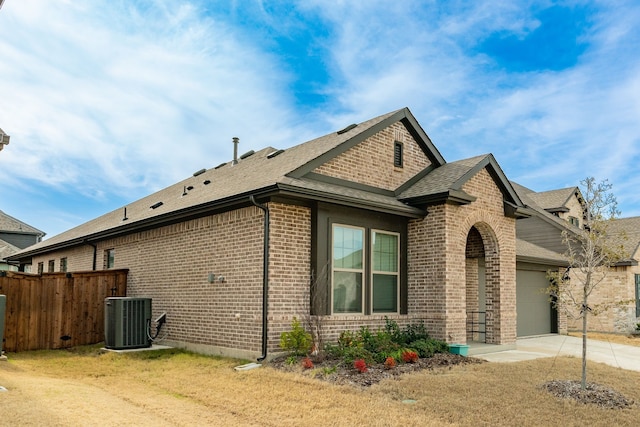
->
[12,107,567,360]
[585,217,640,333]
[512,183,639,334]
[0,210,45,271]
[0,127,10,152]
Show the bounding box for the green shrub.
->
[384,317,431,345]
[279,317,312,356]
[409,338,449,358]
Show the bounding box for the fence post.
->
[0,294,6,359]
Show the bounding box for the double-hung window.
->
[331,224,400,314]
[332,225,364,314]
[372,230,399,313]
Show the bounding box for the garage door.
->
[516,269,552,336]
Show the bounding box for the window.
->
[105,249,115,269]
[331,225,400,314]
[372,231,399,313]
[569,216,580,227]
[393,141,403,168]
[60,257,67,273]
[48,260,55,273]
[332,225,364,314]
[636,274,640,318]
[37,262,44,275]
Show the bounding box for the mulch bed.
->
[267,352,484,388]
[542,380,635,409]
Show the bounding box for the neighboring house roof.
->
[511,182,580,235]
[0,210,44,236]
[606,216,640,263]
[9,107,526,261]
[0,238,20,261]
[516,238,567,266]
[526,186,583,214]
[0,127,9,151]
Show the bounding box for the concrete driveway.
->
[472,335,640,372]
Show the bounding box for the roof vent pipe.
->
[232,137,239,165]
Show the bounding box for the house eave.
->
[400,189,476,207]
[516,255,568,267]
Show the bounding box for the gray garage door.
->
[516,269,552,336]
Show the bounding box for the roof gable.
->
[397,154,527,217]
[288,107,445,178]
[0,210,44,236]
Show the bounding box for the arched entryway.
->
[465,223,500,344]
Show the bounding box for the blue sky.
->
[1,0,639,239]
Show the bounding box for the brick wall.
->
[566,265,638,333]
[407,169,517,345]
[313,122,432,190]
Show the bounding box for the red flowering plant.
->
[353,358,368,373]
[301,357,314,369]
[384,356,396,370]
[401,350,419,364]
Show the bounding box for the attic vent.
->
[150,202,163,209]
[214,162,226,170]
[193,168,206,177]
[203,180,211,185]
[267,149,285,159]
[337,123,357,134]
[239,150,255,160]
[394,141,403,168]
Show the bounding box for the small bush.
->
[353,358,368,373]
[280,317,313,356]
[410,338,449,358]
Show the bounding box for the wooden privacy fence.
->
[0,269,127,352]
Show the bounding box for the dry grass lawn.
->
[1,345,639,426]
[568,331,640,347]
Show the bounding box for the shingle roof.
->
[0,238,20,260]
[527,187,579,211]
[511,182,580,235]
[606,216,640,261]
[398,154,525,210]
[0,210,44,235]
[516,238,567,265]
[12,108,433,257]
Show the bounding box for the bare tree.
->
[299,262,330,358]
[548,177,628,390]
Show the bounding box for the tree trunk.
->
[581,299,588,390]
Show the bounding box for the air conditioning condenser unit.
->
[104,297,152,350]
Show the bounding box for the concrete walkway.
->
[471,335,640,372]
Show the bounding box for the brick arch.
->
[459,214,505,345]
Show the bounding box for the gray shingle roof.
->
[0,210,44,235]
[0,238,20,260]
[398,154,488,200]
[606,216,640,261]
[527,187,579,211]
[12,108,428,256]
[516,238,566,265]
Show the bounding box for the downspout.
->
[84,240,97,271]
[250,195,269,362]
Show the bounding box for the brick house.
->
[513,183,640,334]
[11,108,555,359]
